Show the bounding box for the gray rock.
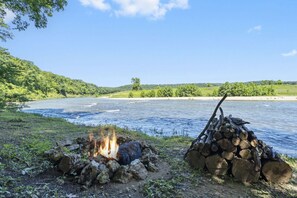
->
[113,166,133,184]
[147,162,158,172]
[107,160,120,173]
[78,160,101,187]
[66,144,80,151]
[141,148,158,164]
[129,159,148,180]
[97,169,110,184]
[57,139,73,147]
[44,148,64,162]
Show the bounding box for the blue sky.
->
[2,0,297,87]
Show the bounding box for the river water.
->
[23,98,297,157]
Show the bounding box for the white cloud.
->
[248,25,262,33]
[4,9,15,23]
[282,49,297,57]
[80,0,111,11]
[79,0,189,19]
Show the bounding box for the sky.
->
[2,0,297,87]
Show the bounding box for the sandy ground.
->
[107,96,297,101]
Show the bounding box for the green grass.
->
[275,84,297,96]
[106,87,219,98]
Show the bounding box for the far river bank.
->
[106,96,297,101]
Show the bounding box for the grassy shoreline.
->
[106,96,297,101]
[105,84,297,99]
[0,111,296,197]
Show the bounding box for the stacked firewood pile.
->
[44,134,159,189]
[185,95,292,184]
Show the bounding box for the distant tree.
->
[276,80,283,85]
[131,77,141,91]
[0,0,67,41]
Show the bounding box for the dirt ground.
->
[0,111,296,198]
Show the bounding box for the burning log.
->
[184,94,293,184]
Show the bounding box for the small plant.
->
[140,91,146,97]
[143,179,177,198]
[25,138,52,155]
[128,92,134,98]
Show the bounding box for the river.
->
[23,98,297,157]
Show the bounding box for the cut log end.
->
[185,150,205,170]
[232,157,260,184]
[262,160,293,184]
[205,154,229,176]
[239,149,252,160]
[222,151,234,161]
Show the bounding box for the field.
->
[274,84,297,96]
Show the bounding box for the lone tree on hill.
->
[131,77,141,91]
[0,0,67,41]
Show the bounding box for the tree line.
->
[217,82,275,96]
[128,80,276,98]
[0,48,115,108]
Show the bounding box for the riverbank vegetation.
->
[108,83,297,98]
[0,48,116,108]
[110,78,297,98]
[0,110,296,197]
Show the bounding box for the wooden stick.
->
[184,94,227,159]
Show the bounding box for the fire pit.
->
[185,95,293,184]
[45,127,159,188]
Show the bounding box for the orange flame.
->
[89,129,119,160]
[99,130,119,160]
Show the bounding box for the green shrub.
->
[128,92,134,98]
[218,82,276,96]
[157,87,173,97]
[140,91,146,98]
[146,90,156,97]
[175,84,202,97]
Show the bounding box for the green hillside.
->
[0,48,115,107]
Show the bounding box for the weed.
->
[143,179,181,198]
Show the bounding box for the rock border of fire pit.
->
[184,94,293,184]
[44,134,159,188]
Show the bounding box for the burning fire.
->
[89,129,119,160]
